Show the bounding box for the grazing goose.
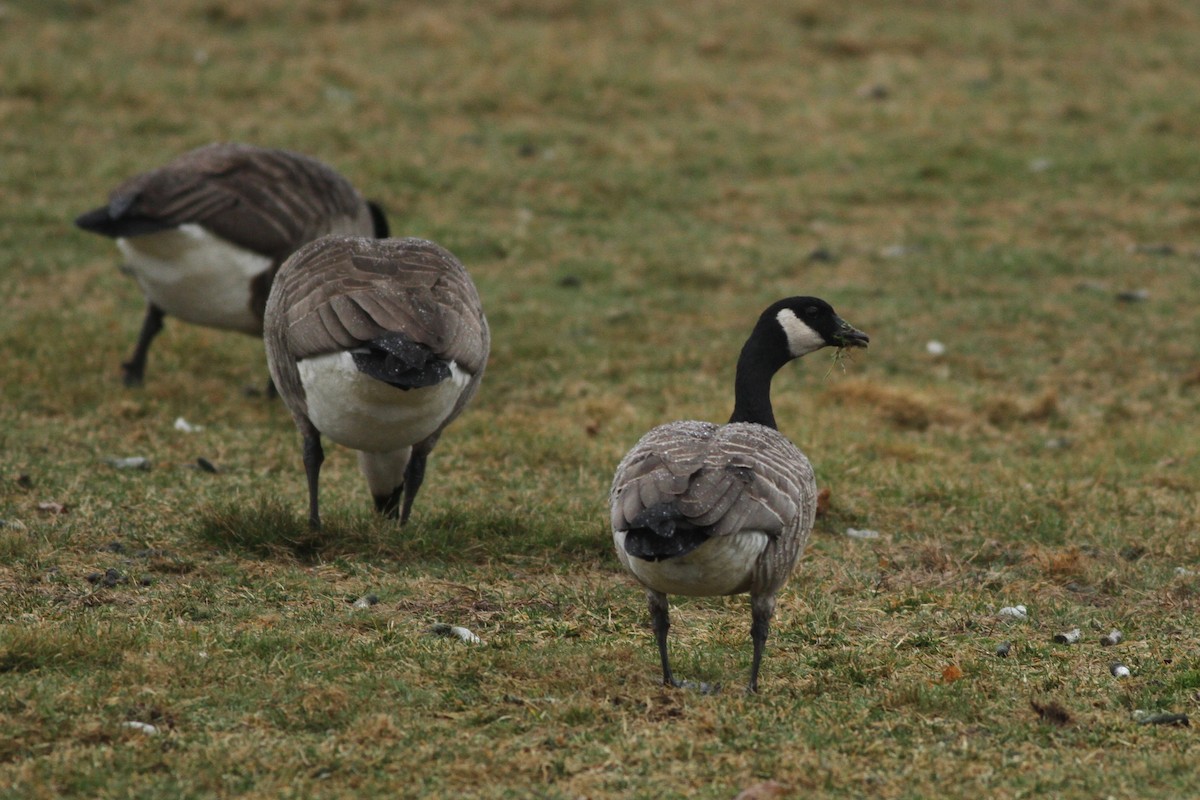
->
[609,297,869,692]
[264,235,489,529]
[74,142,389,386]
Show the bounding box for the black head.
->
[367,200,390,238]
[761,296,870,358]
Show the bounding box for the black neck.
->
[727,328,790,429]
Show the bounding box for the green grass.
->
[3,0,1200,797]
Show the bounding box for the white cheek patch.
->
[776,308,826,356]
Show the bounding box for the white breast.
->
[117,224,271,335]
[297,351,470,452]
[617,530,770,597]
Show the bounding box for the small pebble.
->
[1119,545,1146,561]
[105,456,151,471]
[845,527,880,539]
[1115,289,1150,303]
[856,82,889,100]
[925,340,946,356]
[995,641,1012,658]
[1028,158,1053,173]
[1111,663,1131,678]
[121,721,158,735]
[674,679,720,694]
[352,594,379,609]
[449,625,481,644]
[430,623,483,645]
[806,247,836,263]
[173,417,202,433]
[86,568,126,587]
[1100,629,1123,647]
[1136,712,1189,727]
[879,244,914,259]
[998,605,1028,620]
[1053,627,1082,644]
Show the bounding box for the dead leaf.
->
[941,664,964,683]
[815,487,831,517]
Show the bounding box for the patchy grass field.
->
[2,0,1199,797]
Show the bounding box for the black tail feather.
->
[631,502,682,537]
[623,503,711,561]
[351,333,450,390]
[367,200,390,238]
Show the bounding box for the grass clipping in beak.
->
[827,344,856,376]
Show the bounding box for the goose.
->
[609,297,868,692]
[264,235,489,529]
[74,142,389,386]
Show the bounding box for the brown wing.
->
[103,143,372,261]
[264,235,490,424]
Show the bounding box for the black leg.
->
[374,485,403,519]
[301,426,324,531]
[122,304,165,386]
[265,375,278,400]
[399,448,429,525]
[748,594,776,694]
[648,590,674,688]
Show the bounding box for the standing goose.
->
[264,235,489,530]
[74,142,390,386]
[609,297,868,692]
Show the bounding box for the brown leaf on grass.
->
[1030,699,1072,726]
[815,487,831,517]
[941,664,964,683]
[734,780,790,800]
[36,501,67,515]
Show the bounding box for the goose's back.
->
[103,143,373,259]
[610,420,817,593]
[265,235,489,425]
